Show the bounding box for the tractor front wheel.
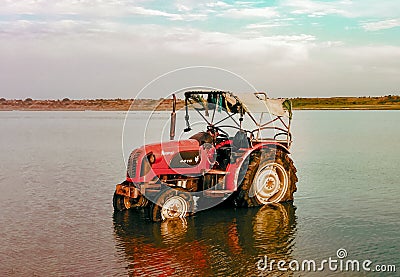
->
[148,188,194,222]
[113,193,131,211]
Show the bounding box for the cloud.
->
[0,19,123,37]
[283,0,351,17]
[219,7,279,18]
[0,0,208,21]
[0,19,315,60]
[246,23,286,29]
[130,7,180,18]
[283,0,400,18]
[0,0,134,16]
[348,1,400,18]
[336,45,400,68]
[205,1,231,8]
[1,23,399,99]
[130,7,205,21]
[1,0,399,98]
[245,18,295,29]
[0,19,322,98]
[361,19,400,31]
[165,31,316,66]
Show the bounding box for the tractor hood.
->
[142,139,199,158]
[127,139,212,182]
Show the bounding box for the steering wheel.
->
[207,125,229,138]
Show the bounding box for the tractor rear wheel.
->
[233,148,297,207]
[148,188,194,222]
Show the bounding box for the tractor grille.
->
[127,149,142,178]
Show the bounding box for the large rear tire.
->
[233,148,297,207]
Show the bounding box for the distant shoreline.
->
[1,96,399,111]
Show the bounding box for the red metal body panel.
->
[126,139,215,183]
[126,138,289,192]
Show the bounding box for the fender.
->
[225,142,290,191]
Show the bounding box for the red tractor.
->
[113,91,298,221]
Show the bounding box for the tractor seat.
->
[190,132,213,146]
[232,130,249,149]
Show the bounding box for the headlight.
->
[140,152,156,177]
[147,153,156,164]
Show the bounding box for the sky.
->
[1,0,399,99]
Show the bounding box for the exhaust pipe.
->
[170,94,176,140]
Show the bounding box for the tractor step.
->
[203,190,233,198]
[205,169,229,175]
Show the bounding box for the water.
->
[0,111,399,276]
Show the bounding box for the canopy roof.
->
[184,91,292,119]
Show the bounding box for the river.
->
[0,111,398,276]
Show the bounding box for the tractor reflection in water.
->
[113,203,297,276]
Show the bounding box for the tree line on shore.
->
[0,95,399,110]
